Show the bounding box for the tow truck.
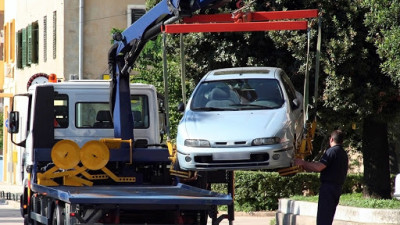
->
[8,0,320,224]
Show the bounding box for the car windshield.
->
[190,78,284,111]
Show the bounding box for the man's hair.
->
[331,130,344,144]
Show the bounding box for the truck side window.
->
[131,95,149,128]
[54,94,69,128]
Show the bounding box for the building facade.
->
[2,0,146,184]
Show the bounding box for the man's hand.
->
[294,158,326,172]
[294,158,305,166]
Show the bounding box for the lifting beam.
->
[160,8,321,177]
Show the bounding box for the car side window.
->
[280,72,297,108]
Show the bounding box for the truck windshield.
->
[190,79,284,111]
[74,95,149,129]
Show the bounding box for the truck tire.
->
[24,214,32,225]
[20,193,26,217]
[198,210,208,225]
[51,204,65,225]
[31,195,41,225]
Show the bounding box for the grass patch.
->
[290,193,400,209]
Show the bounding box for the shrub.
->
[211,171,373,211]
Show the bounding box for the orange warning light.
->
[49,73,57,83]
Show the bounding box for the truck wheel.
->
[198,210,208,225]
[20,187,29,217]
[24,214,32,225]
[20,193,26,217]
[31,195,40,225]
[51,204,65,225]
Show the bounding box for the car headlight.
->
[252,137,281,146]
[184,139,211,147]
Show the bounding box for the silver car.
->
[176,67,304,171]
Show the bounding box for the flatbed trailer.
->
[31,183,231,206]
[29,183,232,225]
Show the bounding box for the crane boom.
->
[108,0,227,141]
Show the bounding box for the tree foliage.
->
[133,35,194,139]
[363,0,400,85]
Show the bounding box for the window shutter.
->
[32,22,39,64]
[43,16,47,62]
[27,24,32,66]
[53,11,57,59]
[22,28,26,68]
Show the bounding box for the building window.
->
[127,5,146,26]
[53,11,56,59]
[43,16,47,62]
[17,22,39,69]
[3,20,14,63]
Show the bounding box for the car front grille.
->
[213,141,248,146]
[194,153,269,164]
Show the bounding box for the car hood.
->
[180,107,289,142]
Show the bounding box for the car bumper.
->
[177,144,294,171]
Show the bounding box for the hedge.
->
[211,171,366,211]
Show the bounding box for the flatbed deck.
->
[31,183,232,205]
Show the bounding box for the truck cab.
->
[9,80,166,182]
[8,80,232,225]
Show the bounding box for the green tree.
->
[133,35,194,139]
[270,0,397,199]
[363,0,400,85]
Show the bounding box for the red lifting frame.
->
[162,9,318,34]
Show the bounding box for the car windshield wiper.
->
[230,103,275,109]
[192,107,238,111]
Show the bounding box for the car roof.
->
[202,67,281,81]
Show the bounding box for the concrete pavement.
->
[0,199,24,225]
[277,198,400,225]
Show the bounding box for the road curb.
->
[219,211,276,217]
[277,198,400,225]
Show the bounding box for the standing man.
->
[295,130,348,225]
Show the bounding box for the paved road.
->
[207,215,273,225]
[0,200,273,225]
[0,201,23,225]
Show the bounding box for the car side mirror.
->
[292,99,300,110]
[177,102,185,112]
[8,111,20,134]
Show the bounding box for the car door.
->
[279,71,304,145]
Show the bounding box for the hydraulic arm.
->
[108,0,227,141]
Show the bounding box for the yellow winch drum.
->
[80,140,110,170]
[51,140,81,170]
